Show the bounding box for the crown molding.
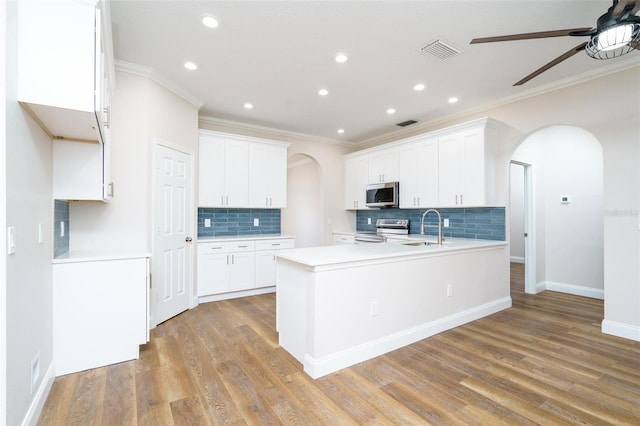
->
[198,115,358,147]
[357,58,640,148]
[115,60,205,109]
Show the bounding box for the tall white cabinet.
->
[198,130,289,208]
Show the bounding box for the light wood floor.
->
[38,263,640,425]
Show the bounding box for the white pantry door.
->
[153,143,193,325]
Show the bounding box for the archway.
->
[282,153,323,248]
[510,125,604,298]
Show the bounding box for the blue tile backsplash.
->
[198,208,281,238]
[356,207,505,241]
[54,200,69,257]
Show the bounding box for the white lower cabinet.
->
[53,256,149,376]
[255,239,296,287]
[197,241,255,296]
[198,237,294,297]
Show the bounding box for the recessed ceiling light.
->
[448,97,459,104]
[318,88,329,96]
[337,129,345,134]
[335,53,349,63]
[414,83,426,91]
[243,103,254,109]
[202,15,219,28]
[386,108,396,115]
[184,61,198,71]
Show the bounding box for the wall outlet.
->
[370,300,379,317]
[253,218,259,226]
[38,223,43,244]
[7,227,16,255]
[443,218,450,228]
[31,353,40,394]
[561,195,571,204]
[367,218,372,225]
[447,284,453,297]
[60,221,65,237]
[204,218,211,228]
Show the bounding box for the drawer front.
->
[198,241,255,254]
[255,238,295,251]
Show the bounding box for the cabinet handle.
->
[456,194,459,205]
[221,195,224,205]
[417,197,421,205]
[460,194,464,204]
[211,246,223,250]
[103,106,110,128]
[266,197,269,207]
[238,245,249,248]
[226,196,229,205]
[232,254,235,264]
[270,197,273,206]
[226,255,230,265]
[107,182,114,197]
[271,243,281,246]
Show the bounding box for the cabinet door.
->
[224,140,250,207]
[416,139,439,207]
[399,139,438,208]
[228,252,255,291]
[199,136,226,207]
[460,129,485,205]
[197,253,230,296]
[368,148,399,183]
[438,133,463,206]
[255,251,277,288]
[344,155,369,209]
[249,144,287,208]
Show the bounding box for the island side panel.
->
[276,258,311,364]
[305,246,510,377]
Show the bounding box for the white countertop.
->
[53,249,151,264]
[276,237,507,268]
[197,234,295,243]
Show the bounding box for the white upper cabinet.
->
[18,0,111,144]
[344,154,369,210]
[198,130,289,209]
[438,127,486,206]
[249,142,288,208]
[198,133,249,208]
[399,138,438,208]
[368,148,399,184]
[344,118,501,210]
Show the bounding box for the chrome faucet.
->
[420,209,443,245]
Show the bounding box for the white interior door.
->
[153,143,193,325]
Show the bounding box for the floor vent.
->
[419,38,461,60]
[396,120,418,127]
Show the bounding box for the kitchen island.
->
[276,238,509,378]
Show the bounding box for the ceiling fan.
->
[470,0,640,85]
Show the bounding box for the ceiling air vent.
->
[396,120,418,127]
[419,38,461,60]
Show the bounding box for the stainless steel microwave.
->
[365,182,399,208]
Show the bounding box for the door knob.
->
[185,236,193,242]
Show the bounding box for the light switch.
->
[38,223,43,244]
[7,227,16,255]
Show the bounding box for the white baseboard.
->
[21,360,55,426]
[199,286,275,304]
[303,297,512,379]
[602,319,640,342]
[540,281,604,300]
[510,256,525,264]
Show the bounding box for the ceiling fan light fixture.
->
[586,22,640,59]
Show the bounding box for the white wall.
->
[283,155,323,248]
[513,126,604,291]
[509,163,525,262]
[360,65,640,340]
[4,1,55,422]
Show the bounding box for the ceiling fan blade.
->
[470,28,593,44]
[514,42,588,86]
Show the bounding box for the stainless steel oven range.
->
[354,219,409,244]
